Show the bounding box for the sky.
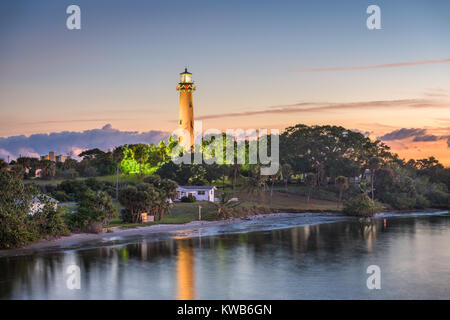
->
[0,0,449,165]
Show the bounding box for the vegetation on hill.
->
[1,123,449,242]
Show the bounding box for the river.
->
[1,211,449,299]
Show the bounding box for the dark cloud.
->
[377,128,427,141]
[0,124,169,161]
[413,135,439,142]
[378,128,449,147]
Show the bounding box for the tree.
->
[133,144,150,177]
[63,158,78,170]
[0,170,38,248]
[368,157,381,202]
[280,124,395,184]
[305,173,317,204]
[39,160,55,178]
[112,146,125,199]
[33,196,69,237]
[118,183,159,223]
[10,164,26,180]
[68,190,117,231]
[214,192,241,219]
[335,176,349,207]
[228,163,242,190]
[244,165,267,202]
[269,167,282,204]
[143,175,178,221]
[0,159,7,171]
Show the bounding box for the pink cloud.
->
[289,58,450,72]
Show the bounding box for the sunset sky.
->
[0,0,449,165]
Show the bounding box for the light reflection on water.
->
[1,212,449,299]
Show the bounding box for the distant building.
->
[40,152,71,163]
[176,186,216,202]
[56,155,70,163]
[49,151,56,162]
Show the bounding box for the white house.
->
[176,186,216,202]
[28,195,58,215]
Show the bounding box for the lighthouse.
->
[176,68,196,151]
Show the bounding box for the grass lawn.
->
[228,188,341,211]
[105,187,341,229]
[105,201,218,228]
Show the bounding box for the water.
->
[1,211,449,299]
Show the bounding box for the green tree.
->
[133,144,151,177]
[119,183,159,223]
[0,171,38,248]
[68,190,117,231]
[33,196,69,237]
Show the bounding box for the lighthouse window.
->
[179,120,182,125]
[191,121,193,128]
[189,103,192,108]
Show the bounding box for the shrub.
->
[65,190,117,232]
[120,208,133,223]
[33,202,69,238]
[0,170,39,248]
[426,189,450,208]
[181,194,196,203]
[54,191,69,202]
[61,168,79,179]
[343,195,382,217]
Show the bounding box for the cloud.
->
[288,58,450,72]
[378,128,427,141]
[412,135,439,142]
[378,128,449,147]
[0,124,169,161]
[197,98,446,121]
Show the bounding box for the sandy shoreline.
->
[0,212,340,257]
[1,209,446,257]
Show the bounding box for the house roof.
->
[177,186,216,191]
[31,195,58,204]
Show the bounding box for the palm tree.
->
[113,146,124,199]
[228,163,241,190]
[269,168,282,204]
[133,144,150,177]
[368,157,381,202]
[335,176,349,207]
[244,165,267,202]
[305,173,317,204]
[214,192,241,219]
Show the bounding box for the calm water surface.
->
[1,211,449,299]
